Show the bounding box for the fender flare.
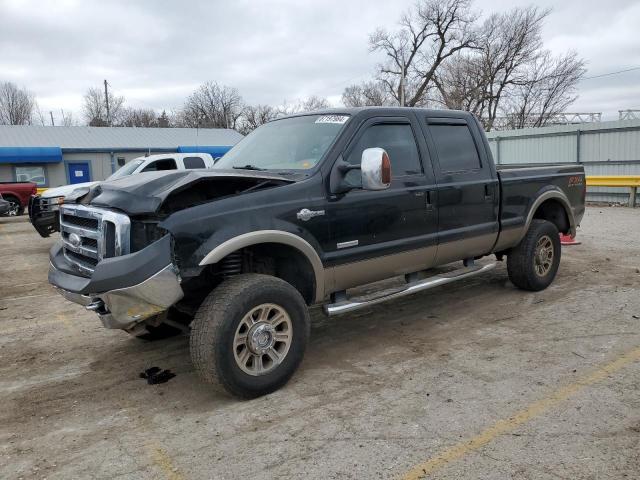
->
[198,230,325,302]
[520,189,576,242]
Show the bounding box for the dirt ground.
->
[1,206,639,480]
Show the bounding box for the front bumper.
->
[49,234,184,330]
[28,195,60,237]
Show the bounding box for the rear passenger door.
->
[422,116,499,264]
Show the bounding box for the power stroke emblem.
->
[296,208,325,222]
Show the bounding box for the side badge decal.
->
[297,208,325,222]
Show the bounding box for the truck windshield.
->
[215,114,349,171]
[107,159,144,180]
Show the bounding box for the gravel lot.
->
[1,206,639,480]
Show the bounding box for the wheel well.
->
[215,243,317,305]
[532,199,569,234]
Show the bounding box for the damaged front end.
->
[49,204,183,330]
[48,170,295,331]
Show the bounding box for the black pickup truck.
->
[48,108,585,398]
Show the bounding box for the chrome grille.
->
[59,205,131,276]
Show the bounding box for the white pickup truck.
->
[29,153,216,237]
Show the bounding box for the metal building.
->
[485,119,640,204]
[0,126,243,189]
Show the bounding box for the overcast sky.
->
[1,0,638,124]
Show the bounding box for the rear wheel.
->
[190,274,310,398]
[507,219,561,291]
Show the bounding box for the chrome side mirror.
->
[361,148,391,190]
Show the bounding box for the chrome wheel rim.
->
[7,201,19,216]
[534,235,554,277]
[233,303,292,376]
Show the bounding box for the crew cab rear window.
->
[141,158,177,172]
[429,124,481,173]
[183,156,206,169]
[347,123,422,176]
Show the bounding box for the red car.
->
[0,182,37,216]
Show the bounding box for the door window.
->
[183,156,206,169]
[429,124,481,173]
[141,158,177,172]
[346,123,422,180]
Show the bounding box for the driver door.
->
[324,116,438,292]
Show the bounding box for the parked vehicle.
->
[48,108,586,398]
[0,182,37,216]
[0,194,11,216]
[29,153,217,237]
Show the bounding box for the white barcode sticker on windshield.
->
[315,115,349,124]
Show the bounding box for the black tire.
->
[507,219,561,291]
[3,195,23,216]
[190,274,310,399]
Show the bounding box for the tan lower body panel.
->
[326,245,437,294]
[325,232,499,295]
[433,232,497,265]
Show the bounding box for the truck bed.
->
[495,163,586,251]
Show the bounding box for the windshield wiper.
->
[232,164,266,171]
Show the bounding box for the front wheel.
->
[507,219,561,291]
[190,274,310,398]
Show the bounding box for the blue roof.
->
[177,145,233,158]
[0,147,62,164]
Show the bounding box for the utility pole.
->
[399,62,406,107]
[49,111,55,126]
[104,79,111,126]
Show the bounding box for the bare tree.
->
[476,6,550,130]
[502,51,586,129]
[276,96,331,117]
[0,81,36,125]
[239,104,278,134]
[120,107,160,127]
[432,54,487,113]
[431,6,577,130]
[82,86,125,126]
[370,0,478,107]
[181,82,244,129]
[342,81,394,107]
[60,110,76,127]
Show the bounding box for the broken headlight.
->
[130,220,167,252]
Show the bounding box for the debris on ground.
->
[140,367,176,385]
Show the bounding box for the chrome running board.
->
[323,262,497,316]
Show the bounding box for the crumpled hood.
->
[41,181,100,198]
[64,169,297,215]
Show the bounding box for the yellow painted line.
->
[401,345,640,480]
[147,443,184,480]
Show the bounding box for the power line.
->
[581,66,640,80]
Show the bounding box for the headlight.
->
[130,220,167,252]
